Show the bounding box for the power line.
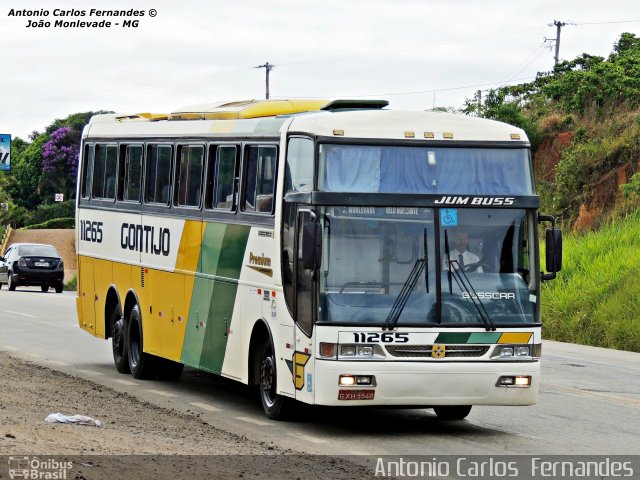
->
[575,20,640,25]
[273,75,537,100]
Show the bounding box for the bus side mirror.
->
[539,214,562,281]
[301,222,321,270]
[545,228,563,276]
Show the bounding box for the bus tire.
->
[111,312,130,374]
[127,304,156,379]
[258,340,291,420]
[433,405,472,420]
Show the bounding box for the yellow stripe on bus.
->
[498,332,533,344]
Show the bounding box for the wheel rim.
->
[260,352,277,408]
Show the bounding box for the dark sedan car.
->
[0,243,65,293]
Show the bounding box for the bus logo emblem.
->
[432,345,446,359]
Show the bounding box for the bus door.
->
[294,208,317,402]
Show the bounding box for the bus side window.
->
[118,145,143,202]
[207,145,238,211]
[286,137,314,193]
[175,145,204,208]
[244,145,277,214]
[92,144,117,200]
[81,144,94,199]
[145,145,173,205]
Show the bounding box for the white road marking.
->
[235,416,270,426]
[190,401,220,412]
[5,310,38,318]
[78,369,105,376]
[545,383,640,408]
[287,432,329,444]
[113,379,139,386]
[147,389,178,398]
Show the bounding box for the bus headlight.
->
[491,344,539,360]
[338,344,385,360]
[497,375,532,387]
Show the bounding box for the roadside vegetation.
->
[470,32,640,352]
[541,209,640,351]
[64,275,77,291]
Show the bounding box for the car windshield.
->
[317,206,537,327]
[18,245,58,257]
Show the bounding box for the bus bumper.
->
[312,360,539,406]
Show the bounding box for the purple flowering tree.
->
[41,127,80,199]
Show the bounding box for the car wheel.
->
[54,284,63,293]
[259,340,291,420]
[7,272,16,291]
[111,312,131,374]
[433,405,472,420]
[41,284,49,292]
[127,304,156,379]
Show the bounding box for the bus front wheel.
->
[258,341,291,420]
[127,304,156,379]
[433,405,472,420]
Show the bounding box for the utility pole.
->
[476,89,482,115]
[553,20,566,65]
[254,62,275,99]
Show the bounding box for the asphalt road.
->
[1,287,639,456]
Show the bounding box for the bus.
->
[75,99,562,420]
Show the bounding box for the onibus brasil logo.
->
[7,457,72,479]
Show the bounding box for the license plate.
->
[35,262,49,267]
[338,389,375,401]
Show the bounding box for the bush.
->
[27,200,75,226]
[24,217,75,230]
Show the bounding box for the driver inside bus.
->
[444,231,483,272]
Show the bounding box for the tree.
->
[41,126,80,200]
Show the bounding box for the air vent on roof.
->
[321,99,389,111]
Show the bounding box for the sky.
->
[1,0,639,139]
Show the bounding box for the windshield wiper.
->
[444,230,496,331]
[384,258,424,330]
[423,227,429,294]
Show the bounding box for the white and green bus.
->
[76,99,561,420]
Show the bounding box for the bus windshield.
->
[318,144,533,195]
[318,207,537,327]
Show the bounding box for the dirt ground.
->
[0,352,375,479]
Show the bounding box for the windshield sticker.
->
[440,208,458,227]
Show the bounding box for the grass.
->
[542,208,640,352]
[64,275,77,292]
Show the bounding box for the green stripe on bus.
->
[467,332,502,344]
[434,332,471,344]
[180,223,250,374]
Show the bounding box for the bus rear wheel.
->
[433,405,472,420]
[258,341,291,420]
[127,304,156,379]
